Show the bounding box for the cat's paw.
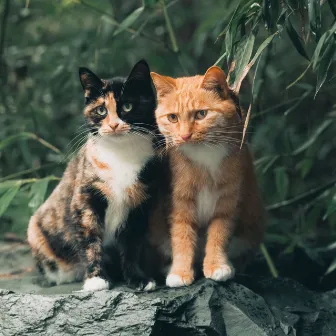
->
[203,263,235,282]
[82,276,109,291]
[143,280,157,292]
[126,276,156,291]
[166,272,194,287]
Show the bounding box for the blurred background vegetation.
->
[0,0,335,286]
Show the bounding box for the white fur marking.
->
[196,187,221,227]
[180,143,229,179]
[206,264,235,282]
[166,274,193,287]
[166,274,185,287]
[143,281,156,291]
[83,276,109,291]
[89,135,154,235]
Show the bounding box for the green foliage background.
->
[0,0,335,275]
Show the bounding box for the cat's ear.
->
[201,66,228,98]
[151,72,176,99]
[78,67,103,94]
[124,60,153,94]
[126,59,151,82]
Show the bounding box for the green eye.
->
[122,103,133,113]
[97,106,107,116]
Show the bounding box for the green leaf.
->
[315,41,336,96]
[311,22,336,71]
[0,180,23,195]
[308,0,321,41]
[252,33,277,65]
[275,167,289,200]
[0,185,21,218]
[286,18,310,61]
[293,120,333,155]
[262,156,279,174]
[113,7,144,36]
[230,33,255,88]
[325,257,336,275]
[28,178,50,213]
[323,194,336,220]
[296,158,314,178]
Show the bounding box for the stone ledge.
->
[1,277,335,336]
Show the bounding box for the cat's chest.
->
[196,187,221,226]
[179,144,229,226]
[95,152,143,200]
[87,136,154,234]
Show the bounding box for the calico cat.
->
[27,60,158,291]
[148,66,265,287]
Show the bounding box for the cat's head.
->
[79,60,156,139]
[151,66,242,148]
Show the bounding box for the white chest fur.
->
[180,144,229,226]
[88,135,154,236]
[196,187,221,226]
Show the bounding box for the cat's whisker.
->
[63,134,90,161]
[66,129,92,148]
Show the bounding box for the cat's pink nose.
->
[181,134,192,142]
[109,122,119,131]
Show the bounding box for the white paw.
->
[166,273,193,287]
[143,280,156,292]
[82,277,109,291]
[207,264,235,282]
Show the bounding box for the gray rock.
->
[1,277,335,336]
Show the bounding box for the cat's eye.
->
[195,110,207,120]
[167,114,178,123]
[96,106,107,116]
[122,103,133,113]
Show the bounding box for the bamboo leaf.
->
[113,7,144,36]
[250,32,277,66]
[308,0,321,41]
[293,120,333,155]
[0,132,61,153]
[275,167,289,200]
[28,178,50,213]
[325,257,336,275]
[0,185,21,218]
[233,32,277,93]
[312,33,328,71]
[286,18,310,60]
[323,194,336,220]
[311,22,336,71]
[0,180,23,194]
[230,33,255,90]
[315,41,336,96]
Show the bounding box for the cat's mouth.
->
[99,129,129,137]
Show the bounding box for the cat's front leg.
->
[81,210,109,291]
[166,208,197,287]
[203,217,235,282]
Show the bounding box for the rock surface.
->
[0,242,335,336]
[1,277,336,336]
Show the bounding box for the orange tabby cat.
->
[149,66,265,287]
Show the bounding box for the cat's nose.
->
[109,122,119,131]
[181,134,192,142]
